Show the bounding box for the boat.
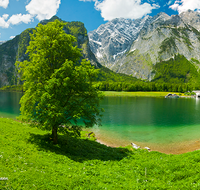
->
[165,93,179,98]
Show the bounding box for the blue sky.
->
[0,0,199,41]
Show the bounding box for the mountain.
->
[0,41,6,45]
[88,10,200,82]
[0,16,99,87]
[88,16,153,69]
[0,16,140,87]
[0,35,22,87]
[0,16,132,87]
[2,11,200,87]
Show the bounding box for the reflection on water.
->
[195,97,200,108]
[100,96,200,127]
[0,91,22,118]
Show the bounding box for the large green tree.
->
[16,20,103,144]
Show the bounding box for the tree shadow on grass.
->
[27,133,131,162]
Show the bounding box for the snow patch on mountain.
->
[113,49,127,60]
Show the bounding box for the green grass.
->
[103,91,184,97]
[0,85,23,92]
[1,118,200,189]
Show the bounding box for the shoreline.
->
[1,116,200,155]
[94,135,200,154]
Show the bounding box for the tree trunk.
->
[52,126,58,144]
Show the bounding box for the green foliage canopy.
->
[16,20,103,144]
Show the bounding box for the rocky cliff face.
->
[88,16,153,68]
[179,10,200,30]
[0,36,21,87]
[0,16,100,87]
[89,10,200,80]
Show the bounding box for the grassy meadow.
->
[103,91,185,97]
[1,118,200,189]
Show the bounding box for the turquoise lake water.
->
[1,91,200,152]
[0,91,22,118]
[91,96,200,149]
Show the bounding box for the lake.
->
[0,91,22,118]
[1,91,200,154]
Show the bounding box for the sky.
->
[0,0,200,41]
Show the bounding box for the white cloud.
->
[25,0,61,20]
[80,0,159,21]
[0,15,9,28]
[0,0,9,9]
[166,0,174,6]
[0,0,61,29]
[170,0,200,13]
[10,35,15,39]
[2,14,9,20]
[0,13,33,28]
[8,14,33,25]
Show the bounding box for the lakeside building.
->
[193,91,200,98]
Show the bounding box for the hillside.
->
[152,54,200,83]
